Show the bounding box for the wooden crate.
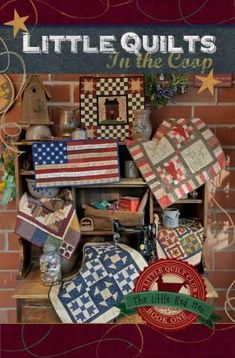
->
[84,205,144,231]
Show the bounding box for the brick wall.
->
[0,74,234,323]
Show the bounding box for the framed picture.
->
[80,76,145,141]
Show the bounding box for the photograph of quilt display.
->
[50,243,147,323]
[127,118,227,208]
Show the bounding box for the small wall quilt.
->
[32,139,120,187]
[80,76,145,141]
[127,118,226,208]
[50,243,147,323]
[15,192,81,260]
[156,219,204,266]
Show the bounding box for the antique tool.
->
[112,219,156,262]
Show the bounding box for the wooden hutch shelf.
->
[14,138,215,323]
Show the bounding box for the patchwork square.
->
[127,117,227,208]
[50,243,147,323]
[15,192,81,260]
[156,219,205,266]
[80,76,145,141]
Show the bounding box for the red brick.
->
[203,250,214,270]
[149,106,192,133]
[0,290,16,307]
[218,87,235,102]
[38,74,50,81]
[7,200,17,210]
[207,210,235,235]
[0,232,6,251]
[0,253,20,269]
[194,106,235,125]
[51,74,80,81]
[73,85,80,103]
[0,272,18,289]
[5,105,22,123]
[174,87,216,103]
[0,212,16,230]
[218,169,235,189]
[223,147,235,167]
[209,190,235,209]
[8,74,23,82]
[215,127,235,146]
[214,251,235,270]
[0,310,8,323]
[7,232,20,251]
[3,200,17,211]
[9,74,49,82]
[206,229,235,251]
[12,81,24,95]
[45,84,71,102]
[215,290,235,308]
[7,309,17,323]
[215,309,234,322]
[207,270,235,289]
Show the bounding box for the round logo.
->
[134,259,207,330]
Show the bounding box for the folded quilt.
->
[127,118,226,208]
[50,243,147,323]
[15,191,81,260]
[156,218,204,266]
[32,139,120,187]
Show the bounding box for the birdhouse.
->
[20,75,51,124]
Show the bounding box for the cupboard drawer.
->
[20,301,61,323]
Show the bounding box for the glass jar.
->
[40,243,62,286]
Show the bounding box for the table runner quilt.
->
[127,118,226,208]
[15,192,81,260]
[50,243,147,323]
[32,139,120,187]
[156,219,204,266]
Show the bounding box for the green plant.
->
[145,74,189,107]
[0,136,16,205]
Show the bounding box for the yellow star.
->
[4,9,29,38]
[83,79,95,94]
[130,78,142,93]
[196,69,221,96]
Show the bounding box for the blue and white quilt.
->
[49,243,147,323]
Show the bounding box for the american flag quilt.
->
[127,118,227,209]
[32,139,120,187]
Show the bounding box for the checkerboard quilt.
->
[49,243,147,323]
[127,118,227,208]
[156,219,204,266]
[15,192,81,260]
[80,76,145,141]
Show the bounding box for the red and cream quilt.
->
[127,118,226,208]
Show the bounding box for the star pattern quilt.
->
[127,118,226,208]
[50,243,147,323]
[156,219,204,266]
